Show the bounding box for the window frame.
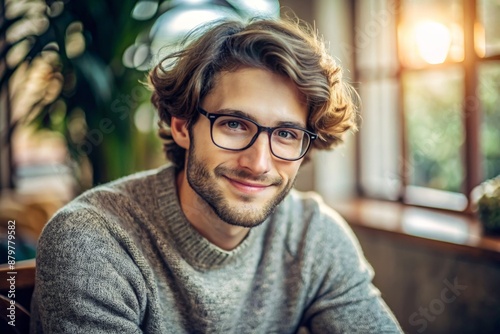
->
[353,0,500,212]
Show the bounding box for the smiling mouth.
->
[224,176,271,194]
[214,165,283,194]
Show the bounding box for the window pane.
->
[477,0,500,57]
[479,63,500,180]
[355,0,398,72]
[359,79,401,200]
[403,68,464,193]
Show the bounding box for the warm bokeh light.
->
[414,21,451,64]
[474,22,486,57]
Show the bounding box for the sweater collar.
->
[154,164,265,269]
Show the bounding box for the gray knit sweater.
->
[30,164,401,333]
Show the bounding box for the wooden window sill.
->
[330,198,500,262]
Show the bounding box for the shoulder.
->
[33,195,153,333]
[37,165,173,262]
[36,189,150,293]
[82,166,163,207]
[37,200,124,268]
[41,165,172,236]
[279,189,356,244]
[275,189,368,269]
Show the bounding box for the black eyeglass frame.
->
[198,107,318,161]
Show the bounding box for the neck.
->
[176,169,250,251]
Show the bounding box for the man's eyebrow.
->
[275,120,307,129]
[217,108,254,120]
[216,108,307,129]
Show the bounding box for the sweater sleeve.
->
[300,203,402,334]
[30,206,148,334]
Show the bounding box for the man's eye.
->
[276,130,296,139]
[218,119,248,131]
[227,121,241,129]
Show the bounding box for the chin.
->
[211,196,278,228]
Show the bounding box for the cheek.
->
[278,162,302,181]
[192,137,233,168]
[190,124,217,154]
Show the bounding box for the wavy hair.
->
[148,17,358,169]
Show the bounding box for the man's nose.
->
[237,132,273,175]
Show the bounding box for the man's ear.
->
[170,116,190,149]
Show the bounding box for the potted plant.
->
[471,175,500,235]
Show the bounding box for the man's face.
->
[184,67,308,228]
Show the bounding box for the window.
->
[354,0,500,211]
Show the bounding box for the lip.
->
[225,176,271,194]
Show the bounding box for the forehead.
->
[202,67,308,126]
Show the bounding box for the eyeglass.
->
[198,107,317,161]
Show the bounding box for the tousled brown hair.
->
[148,17,358,169]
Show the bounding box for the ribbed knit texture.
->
[30,164,402,333]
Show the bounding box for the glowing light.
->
[132,0,158,20]
[414,21,451,64]
[125,0,281,69]
[149,6,239,57]
[227,0,280,17]
[134,103,155,133]
[474,22,486,58]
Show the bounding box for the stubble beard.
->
[185,142,295,228]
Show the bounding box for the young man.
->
[31,18,402,333]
